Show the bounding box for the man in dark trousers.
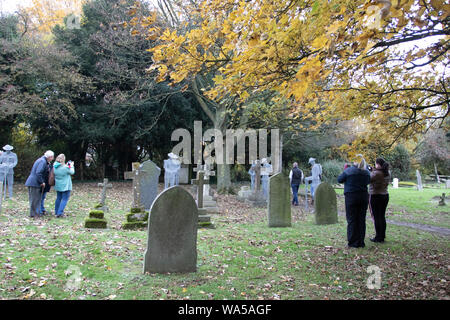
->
[289,162,303,206]
[25,151,54,218]
[337,155,371,248]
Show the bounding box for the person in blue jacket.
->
[337,155,371,248]
[53,154,75,218]
[25,151,54,218]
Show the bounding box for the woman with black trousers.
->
[368,158,390,243]
[337,155,371,248]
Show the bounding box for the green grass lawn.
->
[0,183,448,300]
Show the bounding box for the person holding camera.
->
[337,154,371,248]
[53,154,75,218]
[368,158,391,243]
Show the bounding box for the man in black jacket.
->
[337,156,371,248]
[289,162,303,206]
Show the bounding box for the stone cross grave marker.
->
[143,186,198,273]
[191,171,209,209]
[97,178,112,210]
[124,162,143,209]
[268,172,291,227]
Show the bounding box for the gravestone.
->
[123,162,147,230]
[237,186,252,201]
[124,162,143,209]
[313,182,338,225]
[96,178,112,212]
[246,160,267,207]
[393,178,399,189]
[192,171,214,228]
[143,186,198,274]
[446,180,450,189]
[267,173,291,227]
[178,165,189,184]
[139,160,161,210]
[416,170,423,191]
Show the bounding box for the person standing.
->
[0,144,18,199]
[289,162,303,206]
[337,155,371,248]
[39,158,53,215]
[369,158,391,243]
[53,154,75,218]
[25,151,54,218]
[305,157,322,203]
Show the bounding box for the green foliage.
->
[321,160,345,185]
[9,125,42,181]
[385,144,411,181]
[231,163,249,182]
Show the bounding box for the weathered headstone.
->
[313,182,338,225]
[124,162,143,209]
[237,186,252,201]
[96,178,112,212]
[393,178,399,189]
[268,173,291,227]
[143,186,198,274]
[446,180,450,189]
[123,162,147,230]
[246,160,267,207]
[178,164,189,184]
[416,170,423,191]
[192,171,214,228]
[139,160,161,210]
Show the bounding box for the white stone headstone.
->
[393,178,399,189]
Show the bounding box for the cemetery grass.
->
[335,187,450,228]
[0,183,448,300]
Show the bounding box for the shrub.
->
[321,160,346,184]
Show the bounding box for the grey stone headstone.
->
[139,160,161,210]
[446,180,450,189]
[143,186,198,274]
[314,182,338,225]
[416,170,423,191]
[178,165,189,184]
[268,173,291,227]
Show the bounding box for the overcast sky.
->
[0,0,34,14]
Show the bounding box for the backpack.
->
[48,167,55,186]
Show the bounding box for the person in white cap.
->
[164,152,181,189]
[304,157,322,202]
[0,145,18,199]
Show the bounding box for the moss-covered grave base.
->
[84,218,107,229]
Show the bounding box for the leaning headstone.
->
[313,182,338,225]
[139,160,161,210]
[96,178,112,212]
[393,178,399,189]
[143,186,198,274]
[267,173,291,227]
[416,170,423,191]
